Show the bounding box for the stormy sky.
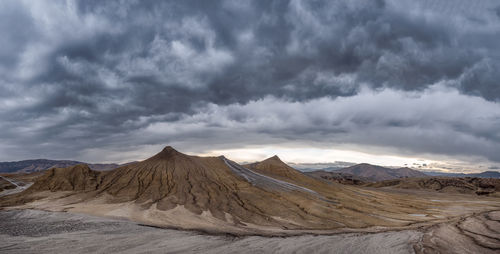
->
[1,0,500,172]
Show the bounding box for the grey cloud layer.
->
[131,85,500,163]
[0,0,499,164]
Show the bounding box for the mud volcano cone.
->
[95,146,342,229]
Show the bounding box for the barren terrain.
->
[1,209,499,254]
[0,147,499,253]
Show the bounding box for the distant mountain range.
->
[288,161,357,172]
[0,159,130,173]
[301,163,500,182]
[422,171,500,178]
[331,163,428,182]
[2,158,499,182]
[366,177,500,196]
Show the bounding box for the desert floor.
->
[0,209,422,254]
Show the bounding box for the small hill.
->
[0,159,122,173]
[244,155,307,180]
[243,155,332,189]
[28,164,102,192]
[336,163,427,182]
[367,177,500,196]
[305,170,368,185]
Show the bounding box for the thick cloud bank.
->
[0,0,499,168]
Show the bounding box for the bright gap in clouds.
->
[200,146,495,173]
[201,146,434,167]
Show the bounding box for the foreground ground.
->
[0,209,421,254]
[1,209,499,254]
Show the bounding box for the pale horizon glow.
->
[14,143,499,174]
[197,146,493,173]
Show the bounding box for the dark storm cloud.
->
[0,0,500,165]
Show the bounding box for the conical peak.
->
[162,146,177,153]
[148,146,186,161]
[258,155,290,168]
[265,155,283,162]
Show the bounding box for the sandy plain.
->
[0,209,423,254]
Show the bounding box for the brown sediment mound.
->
[244,155,307,179]
[95,147,341,229]
[367,177,500,196]
[305,170,368,185]
[28,164,101,192]
[243,155,329,188]
[2,147,346,230]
